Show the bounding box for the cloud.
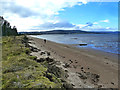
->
[2,2,40,18]
[1,0,87,17]
[77,22,95,29]
[93,22,98,24]
[86,22,93,26]
[76,21,117,31]
[33,21,76,30]
[100,19,109,23]
[1,0,88,31]
[0,0,117,32]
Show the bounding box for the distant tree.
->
[2,21,18,36]
[12,26,18,35]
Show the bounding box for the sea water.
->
[31,33,119,54]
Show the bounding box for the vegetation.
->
[1,17,71,89]
[2,36,63,88]
[0,16,18,36]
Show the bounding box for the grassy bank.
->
[2,36,64,88]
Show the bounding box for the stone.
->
[111,82,114,85]
[37,58,45,62]
[63,63,70,68]
[47,52,50,56]
[63,83,73,88]
[46,57,54,62]
[40,52,46,55]
[79,44,87,46]
[81,67,83,69]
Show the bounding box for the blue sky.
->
[59,2,118,29]
[1,0,118,32]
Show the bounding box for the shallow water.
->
[31,33,119,54]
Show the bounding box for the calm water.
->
[31,33,119,54]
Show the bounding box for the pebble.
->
[111,82,114,85]
[98,85,102,88]
[65,70,68,72]
[81,67,83,69]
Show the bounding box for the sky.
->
[0,0,119,32]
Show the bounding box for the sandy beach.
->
[27,35,118,88]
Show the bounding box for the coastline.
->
[30,33,119,55]
[28,35,118,88]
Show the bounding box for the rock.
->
[47,52,50,56]
[65,70,68,72]
[95,74,100,79]
[44,73,53,82]
[63,83,73,89]
[78,73,87,80]
[71,84,75,86]
[69,60,73,63]
[79,44,87,46]
[47,65,68,79]
[81,67,83,69]
[47,65,62,78]
[75,61,77,63]
[98,85,102,88]
[28,41,32,43]
[46,57,54,62]
[63,63,70,68]
[40,52,46,55]
[111,82,114,85]
[72,38,78,39]
[44,51,51,56]
[30,46,40,52]
[37,58,45,62]
[61,79,66,82]
[91,74,100,83]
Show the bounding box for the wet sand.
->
[28,35,118,88]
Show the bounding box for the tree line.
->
[0,16,18,36]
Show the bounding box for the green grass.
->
[2,36,63,88]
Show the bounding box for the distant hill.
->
[19,30,87,35]
[19,30,119,35]
[40,30,87,34]
[0,16,18,36]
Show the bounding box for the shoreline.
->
[31,35,118,63]
[30,34,119,55]
[28,35,118,88]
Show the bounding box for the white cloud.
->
[1,0,88,31]
[100,19,109,23]
[106,27,110,29]
[0,0,117,32]
[93,22,98,24]
[76,22,117,31]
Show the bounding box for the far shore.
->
[28,35,118,88]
